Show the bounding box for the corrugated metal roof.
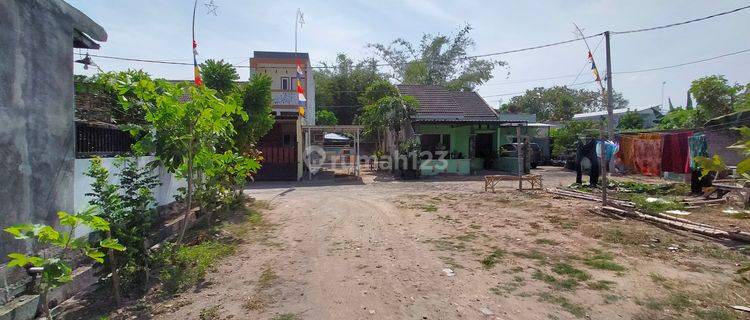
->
[573,105,660,119]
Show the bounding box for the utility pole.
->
[599,119,608,206]
[604,31,614,140]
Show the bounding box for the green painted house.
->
[397,85,528,175]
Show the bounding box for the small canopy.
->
[324,133,350,141]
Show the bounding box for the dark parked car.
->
[499,143,542,169]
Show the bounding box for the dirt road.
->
[140,167,750,320]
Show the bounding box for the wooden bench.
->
[484,174,543,192]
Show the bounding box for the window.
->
[420,134,450,155]
[281,77,290,90]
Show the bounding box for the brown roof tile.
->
[397,85,497,121]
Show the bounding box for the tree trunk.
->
[106,230,122,307]
[41,287,51,320]
[177,124,195,245]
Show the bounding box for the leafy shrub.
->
[3,209,124,317]
[550,120,598,157]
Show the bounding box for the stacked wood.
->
[546,187,750,243]
[547,188,634,208]
[601,206,750,243]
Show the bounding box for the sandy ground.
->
[71,167,750,320]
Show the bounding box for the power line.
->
[480,80,598,98]
[613,48,750,74]
[478,47,750,99]
[611,4,750,35]
[75,4,750,71]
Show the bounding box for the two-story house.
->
[249,51,316,180]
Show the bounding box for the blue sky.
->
[69,0,750,109]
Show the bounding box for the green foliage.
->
[155,241,235,293]
[626,194,685,214]
[200,59,240,96]
[314,54,384,124]
[233,73,275,151]
[549,120,598,156]
[358,79,399,106]
[368,24,505,91]
[315,109,338,126]
[356,81,400,150]
[658,108,697,129]
[691,75,740,122]
[91,70,155,125]
[3,208,123,315]
[85,157,160,293]
[360,95,419,149]
[98,71,256,243]
[194,150,261,214]
[617,111,644,130]
[501,86,628,122]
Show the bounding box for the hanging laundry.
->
[661,131,692,174]
[575,138,600,186]
[688,133,708,170]
[633,133,662,176]
[616,135,637,173]
[596,140,620,163]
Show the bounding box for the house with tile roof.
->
[396,85,529,175]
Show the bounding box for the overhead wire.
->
[74,4,750,99]
[75,4,750,70]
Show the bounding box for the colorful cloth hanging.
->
[192,40,203,86]
[296,60,306,116]
[688,133,708,170]
[661,131,692,174]
[633,133,662,176]
[616,135,637,172]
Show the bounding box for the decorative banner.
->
[296,59,306,116]
[193,40,203,86]
[588,51,601,83]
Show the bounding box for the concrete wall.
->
[0,0,105,261]
[74,156,185,212]
[72,156,185,238]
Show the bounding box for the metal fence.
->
[75,121,133,158]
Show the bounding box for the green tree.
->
[93,70,154,124]
[358,79,399,106]
[314,53,384,124]
[316,109,338,126]
[100,72,248,244]
[501,86,628,122]
[658,108,697,129]
[550,120,598,156]
[369,24,505,91]
[690,75,738,122]
[360,96,419,150]
[617,111,644,130]
[200,59,240,96]
[233,73,276,151]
